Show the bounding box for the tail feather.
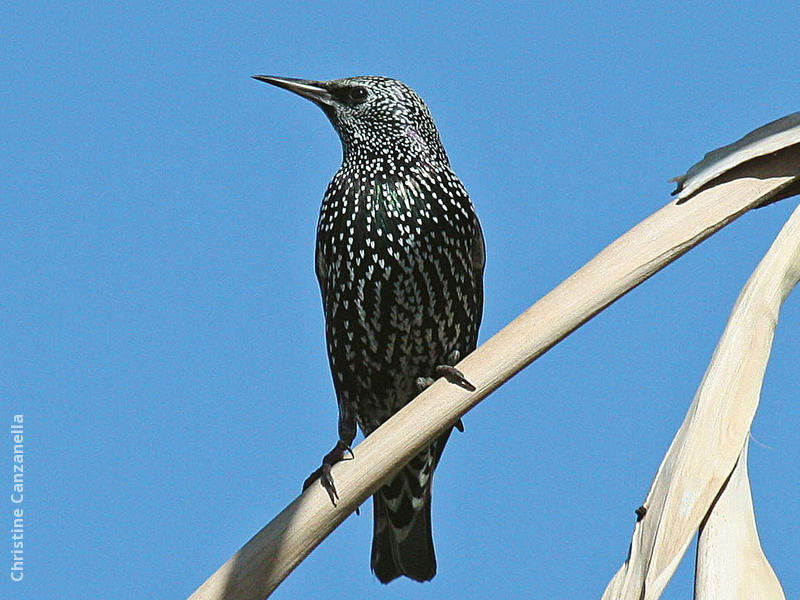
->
[370,431,452,584]
[371,473,436,583]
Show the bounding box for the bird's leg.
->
[415,350,471,432]
[302,440,354,504]
[434,350,476,392]
[303,401,357,506]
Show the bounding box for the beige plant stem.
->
[189,146,800,600]
[695,440,786,599]
[603,198,800,600]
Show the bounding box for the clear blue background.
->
[3,3,799,599]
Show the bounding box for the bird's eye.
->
[349,87,368,103]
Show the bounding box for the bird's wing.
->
[470,213,486,346]
[471,216,486,278]
[314,229,328,305]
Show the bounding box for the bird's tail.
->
[370,432,451,583]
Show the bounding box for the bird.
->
[253,75,485,584]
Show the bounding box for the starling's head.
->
[253,75,448,164]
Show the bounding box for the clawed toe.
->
[320,464,338,504]
[416,376,436,391]
[304,439,355,506]
[435,364,476,392]
[418,350,476,392]
[303,467,322,491]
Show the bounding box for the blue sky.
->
[3,3,799,599]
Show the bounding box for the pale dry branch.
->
[189,147,800,600]
[695,440,786,599]
[672,112,800,200]
[602,198,800,600]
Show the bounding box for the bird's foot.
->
[303,439,354,506]
[415,351,476,393]
[435,350,476,392]
[415,350,471,432]
[416,376,436,391]
[435,364,476,392]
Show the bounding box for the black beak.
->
[252,75,334,106]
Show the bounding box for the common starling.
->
[254,75,485,584]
